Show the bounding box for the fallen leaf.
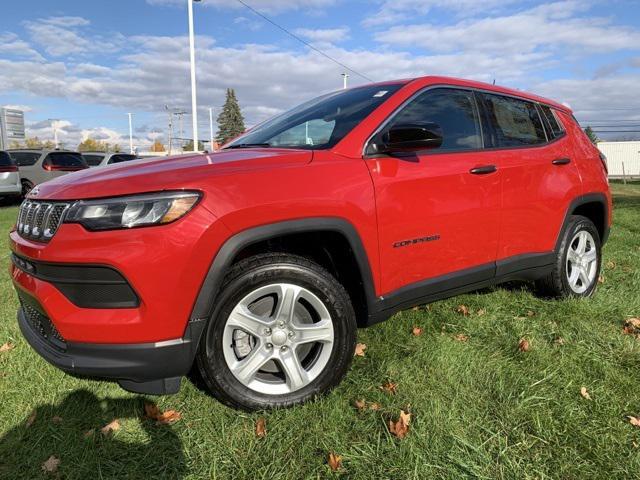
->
[354,343,367,357]
[369,402,381,411]
[51,416,63,424]
[580,387,591,400]
[554,337,565,346]
[380,381,398,395]
[606,260,616,270]
[412,306,420,311]
[598,275,605,284]
[476,308,486,316]
[456,305,469,316]
[518,338,530,352]
[628,416,640,428]
[527,310,535,317]
[454,333,469,342]
[388,410,411,439]
[354,399,367,411]
[25,411,37,428]
[100,419,120,436]
[41,455,60,473]
[83,429,95,439]
[255,417,267,438]
[144,402,182,425]
[327,452,342,472]
[412,326,423,336]
[0,342,15,353]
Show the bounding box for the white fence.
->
[598,141,640,180]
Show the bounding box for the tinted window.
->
[226,84,403,150]
[83,154,104,166]
[46,152,86,167]
[482,93,546,147]
[10,152,40,166]
[0,151,16,166]
[108,154,137,164]
[540,105,565,139]
[383,88,483,152]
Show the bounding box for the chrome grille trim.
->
[17,200,71,242]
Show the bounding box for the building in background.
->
[598,141,640,180]
[0,108,25,150]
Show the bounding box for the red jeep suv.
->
[10,76,611,410]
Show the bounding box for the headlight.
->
[65,191,201,231]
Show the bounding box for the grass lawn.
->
[1,183,639,479]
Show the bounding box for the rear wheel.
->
[536,215,601,298]
[194,253,357,410]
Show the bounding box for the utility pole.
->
[165,105,173,156]
[49,119,59,149]
[127,113,134,154]
[342,73,349,89]
[188,0,201,152]
[209,107,214,151]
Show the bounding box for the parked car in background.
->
[9,76,611,410]
[0,150,22,201]
[81,151,138,168]
[7,149,88,196]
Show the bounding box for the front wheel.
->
[536,215,602,298]
[194,253,357,411]
[21,180,34,198]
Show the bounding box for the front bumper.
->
[17,296,206,394]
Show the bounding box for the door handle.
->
[552,158,571,165]
[469,165,497,175]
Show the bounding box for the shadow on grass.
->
[0,389,186,479]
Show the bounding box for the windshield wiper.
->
[225,143,271,149]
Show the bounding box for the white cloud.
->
[0,33,44,61]
[294,27,350,44]
[374,1,640,54]
[146,0,338,14]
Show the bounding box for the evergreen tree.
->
[584,126,599,144]
[216,89,245,144]
[182,139,205,151]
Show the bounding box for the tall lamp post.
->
[127,113,134,154]
[188,0,201,153]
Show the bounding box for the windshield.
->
[226,84,403,150]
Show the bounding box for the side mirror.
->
[379,122,443,153]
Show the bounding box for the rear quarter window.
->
[108,154,137,164]
[83,154,104,166]
[540,105,565,139]
[481,93,547,147]
[46,152,86,167]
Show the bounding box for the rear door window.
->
[539,105,565,140]
[108,154,137,164]
[381,87,483,152]
[481,93,547,147]
[10,152,40,166]
[83,154,104,166]
[45,152,87,168]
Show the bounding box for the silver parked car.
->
[0,151,22,200]
[8,149,88,196]
[81,151,138,168]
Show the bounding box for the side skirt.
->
[366,252,554,326]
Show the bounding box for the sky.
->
[0,0,639,149]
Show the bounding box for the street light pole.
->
[127,113,134,154]
[209,107,214,151]
[342,73,349,89]
[188,0,200,153]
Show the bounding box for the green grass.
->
[1,183,640,479]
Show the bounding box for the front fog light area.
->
[65,191,201,231]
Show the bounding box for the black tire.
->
[536,215,601,298]
[21,180,34,198]
[194,253,357,411]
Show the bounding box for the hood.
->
[29,148,313,200]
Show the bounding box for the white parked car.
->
[8,149,88,196]
[81,151,138,167]
[0,151,22,200]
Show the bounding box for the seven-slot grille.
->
[17,200,71,242]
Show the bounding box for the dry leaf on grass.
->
[25,411,36,428]
[380,381,398,395]
[598,275,605,284]
[580,387,591,400]
[456,305,470,316]
[41,455,60,473]
[369,402,381,411]
[628,416,640,428]
[327,452,342,471]
[606,260,617,270]
[51,416,63,424]
[100,419,121,436]
[354,399,367,411]
[518,338,530,352]
[0,342,15,353]
[454,333,469,342]
[476,308,486,316]
[354,343,367,357]
[527,310,535,317]
[255,417,267,438]
[623,318,640,338]
[412,326,423,336]
[144,401,182,425]
[554,337,565,346]
[388,410,411,439]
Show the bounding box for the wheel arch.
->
[557,193,609,249]
[189,217,377,328]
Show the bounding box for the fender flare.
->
[189,217,378,323]
[554,193,610,251]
